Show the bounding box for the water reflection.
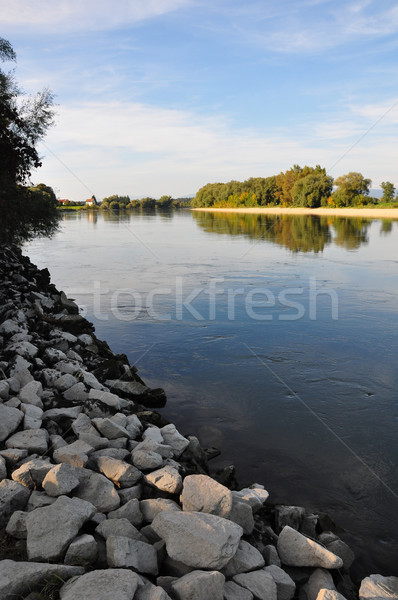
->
[192,212,379,253]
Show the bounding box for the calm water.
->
[25,209,398,578]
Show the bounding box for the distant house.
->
[85,198,97,206]
[58,198,69,204]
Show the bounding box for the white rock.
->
[222,540,265,577]
[59,569,139,600]
[74,468,121,512]
[359,574,398,600]
[0,560,84,600]
[96,455,142,488]
[132,449,163,470]
[223,580,254,599]
[172,570,225,600]
[43,347,67,364]
[5,428,49,454]
[160,424,189,457]
[92,417,129,439]
[232,486,269,513]
[107,535,159,575]
[26,495,96,561]
[143,426,164,443]
[181,474,232,518]
[134,438,174,458]
[53,440,93,468]
[21,403,43,429]
[42,463,81,496]
[152,510,242,570]
[233,571,277,600]
[0,404,24,442]
[264,565,296,600]
[11,458,52,489]
[307,569,336,600]
[0,319,22,335]
[125,414,142,439]
[54,373,79,391]
[277,526,343,569]
[72,413,100,436]
[108,498,143,526]
[43,406,83,420]
[55,359,81,374]
[7,340,38,359]
[146,466,182,494]
[140,498,181,522]
[89,388,123,409]
[64,533,98,565]
[63,382,88,402]
[80,369,105,390]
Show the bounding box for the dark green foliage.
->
[380,181,396,203]
[157,195,173,208]
[141,197,156,209]
[0,37,58,244]
[292,170,333,208]
[332,172,371,207]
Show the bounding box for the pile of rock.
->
[0,245,397,600]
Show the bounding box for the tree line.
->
[98,195,191,210]
[192,166,397,209]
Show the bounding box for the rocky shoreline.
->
[0,244,396,600]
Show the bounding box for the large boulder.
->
[60,569,140,600]
[359,574,398,600]
[0,560,84,600]
[5,428,48,454]
[106,535,159,575]
[0,404,23,442]
[0,479,30,527]
[160,424,189,457]
[145,465,182,494]
[42,463,81,496]
[73,468,121,512]
[172,570,225,600]
[151,510,242,570]
[277,526,343,569]
[263,565,296,600]
[96,456,142,488]
[181,474,233,518]
[26,495,96,561]
[233,571,278,600]
[222,540,265,577]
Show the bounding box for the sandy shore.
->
[192,206,398,218]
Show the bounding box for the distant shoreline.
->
[191,206,398,218]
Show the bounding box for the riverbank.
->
[0,244,397,600]
[192,207,398,218]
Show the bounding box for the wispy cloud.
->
[0,0,190,32]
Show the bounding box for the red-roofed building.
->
[58,199,69,204]
[85,198,97,206]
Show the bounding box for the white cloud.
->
[0,0,190,32]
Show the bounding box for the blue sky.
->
[2,0,398,200]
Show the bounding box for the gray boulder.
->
[359,574,398,600]
[74,468,121,512]
[5,428,49,454]
[141,498,181,522]
[11,458,53,489]
[5,509,27,538]
[96,455,142,488]
[223,580,254,599]
[64,533,98,566]
[0,404,23,442]
[42,463,81,496]
[107,535,159,575]
[232,485,269,513]
[307,568,336,600]
[152,510,242,570]
[160,424,189,457]
[0,560,84,600]
[26,495,96,561]
[277,526,343,569]
[172,570,225,600]
[92,417,129,439]
[108,498,143,526]
[222,540,265,577]
[0,479,30,527]
[233,571,277,600]
[181,474,232,518]
[60,569,139,600]
[145,465,182,494]
[264,565,296,600]
[96,517,146,541]
[53,440,94,468]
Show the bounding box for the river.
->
[24,209,398,578]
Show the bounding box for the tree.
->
[0,37,57,244]
[292,170,333,208]
[140,197,156,210]
[333,172,371,207]
[157,195,173,209]
[380,181,396,203]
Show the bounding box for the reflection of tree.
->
[380,220,393,235]
[192,212,332,253]
[331,218,370,249]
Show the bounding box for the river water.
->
[24,209,398,578]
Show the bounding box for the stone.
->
[136,581,172,599]
[316,592,347,600]
[11,458,53,489]
[107,535,159,575]
[0,479,30,526]
[64,533,98,565]
[108,498,143,526]
[74,467,121,512]
[152,510,242,570]
[181,474,232,518]
[126,414,143,439]
[230,496,255,535]
[172,570,225,600]
[42,463,81,496]
[307,568,336,600]
[53,440,94,467]
[132,449,164,470]
[146,466,182,494]
[43,405,82,420]
[96,455,142,488]
[7,340,38,359]
[0,560,84,600]
[72,412,99,436]
[0,456,7,480]
[79,433,109,449]
[5,509,27,538]
[276,505,306,532]
[43,347,67,364]
[26,495,96,561]
[6,428,48,454]
[89,388,123,409]
[277,526,344,569]
[63,382,88,402]
[0,318,22,335]
[59,569,139,600]
[54,373,79,391]
[92,417,129,439]
[92,448,131,461]
[160,424,189,457]
[232,485,269,513]
[21,403,43,429]
[119,484,142,504]
[0,404,24,442]
[359,574,398,600]
[19,380,43,406]
[106,378,147,396]
[50,434,68,450]
[264,566,296,600]
[326,540,355,570]
[134,438,174,459]
[263,545,281,567]
[55,359,81,374]
[0,379,10,400]
[140,498,181,522]
[233,571,278,600]
[222,540,265,577]
[27,490,57,511]
[96,517,145,541]
[223,580,254,600]
[143,426,164,443]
